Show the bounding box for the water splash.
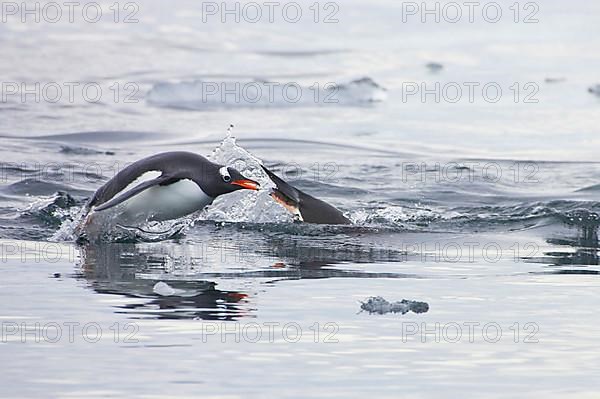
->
[203,133,292,224]
[51,205,88,242]
[349,204,447,228]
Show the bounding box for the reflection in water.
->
[76,210,600,321]
[77,226,415,320]
[533,211,600,273]
[79,243,251,320]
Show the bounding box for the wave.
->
[16,193,600,243]
[1,179,82,197]
[576,183,600,192]
[147,77,387,110]
[348,201,600,232]
[0,131,158,143]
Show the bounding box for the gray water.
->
[1,0,600,397]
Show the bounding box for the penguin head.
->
[201,165,260,197]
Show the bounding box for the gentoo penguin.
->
[83,151,259,226]
[261,165,351,225]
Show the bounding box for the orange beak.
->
[231,179,260,191]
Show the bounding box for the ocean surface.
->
[1,0,600,397]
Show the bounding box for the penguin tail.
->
[261,164,351,225]
[260,165,303,219]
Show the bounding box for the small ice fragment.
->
[544,77,566,84]
[360,296,429,315]
[588,84,600,96]
[153,282,185,296]
[426,62,444,72]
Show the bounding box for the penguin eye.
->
[219,167,232,183]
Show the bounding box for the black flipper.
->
[94,175,178,212]
[261,165,300,203]
[261,165,351,225]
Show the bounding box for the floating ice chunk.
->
[153,282,186,296]
[360,296,429,315]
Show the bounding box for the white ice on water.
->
[153,281,186,296]
[360,296,429,315]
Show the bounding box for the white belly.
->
[111,178,213,224]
